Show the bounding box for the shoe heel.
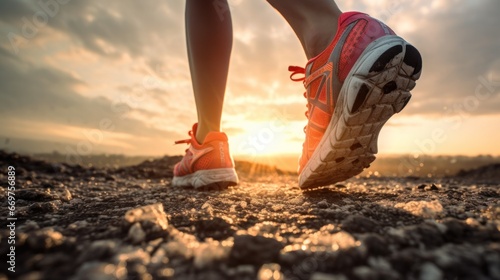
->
[192,168,238,190]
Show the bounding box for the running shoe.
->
[289,12,422,189]
[172,123,238,190]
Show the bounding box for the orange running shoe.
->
[172,123,238,190]
[289,12,422,189]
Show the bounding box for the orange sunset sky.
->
[0,0,499,162]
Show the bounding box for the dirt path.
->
[0,152,499,280]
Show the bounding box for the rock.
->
[258,263,283,280]
[229,235,283,266]
[60,189,73,202]
[27,228,64,251]
[194,217,235,241]
[18,272,44,280]
[465,218,481,227]
[112,247,150,265]
[124,203,168,240]
[73,261,127,280]
[18,220,40,232]
[360,234,390,256]
[342,215,380,233]
[368,256,392,271]
[404,222,444,248]
[127,263,152,280]
[433,247,455,268]
[105,175,116,181]
[389,249,424,275]
[394,200,444,218]
[287,231,358,260]
[68,220,89,230]
[353,266,374,280]
[71,198,83,205]
[318,199,329,209]
[236,265,255,277]
[77,240,118,263]
[193,239,232,269]
[479,190,499,198]
[145,238,163,254]
[150,247,168,265]
[162,228,201,261]
[201,202,214,214]
[310,272,348,280]
[197,270,225,280]
[425,184,440,191]
[271,204,284,212]
[29,201,61,213]
[441,218,467,242]
[152,268,175,279]
[17,189,56,202]
[484,205,500,220]
[419,262,443,280]
[124,203,168,228]
[128,223,146,244]
[485,252,500,279]
[37,252,69,268]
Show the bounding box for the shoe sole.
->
[299,35,422,189]
[172,168,238,191]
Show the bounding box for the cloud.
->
[390,0,500,116]
[332,0,500,118]
[0,45,179,140]
[0,1,33,23]
[1,0,185,58]
[0,0,499,156]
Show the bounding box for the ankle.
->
[304,22,338,59]
[302,8,341,59]
[195,123,219,144]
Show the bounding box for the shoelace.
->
[289,65,306,82]
[289,66,309,133]
[175,131,193,153]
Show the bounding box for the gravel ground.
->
[0,151,499,280]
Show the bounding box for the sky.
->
[0,0,499,162]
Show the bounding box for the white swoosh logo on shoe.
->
[188,146,214,172]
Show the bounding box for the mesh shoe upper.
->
[174,123,235,177]
[293,12,396,174]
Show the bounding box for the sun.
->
[228,121,304,157]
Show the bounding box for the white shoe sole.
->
[172,168,239,190]
[299,35,422,189]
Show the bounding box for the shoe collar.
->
[190,123,228,146]
[305,11,367,66]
